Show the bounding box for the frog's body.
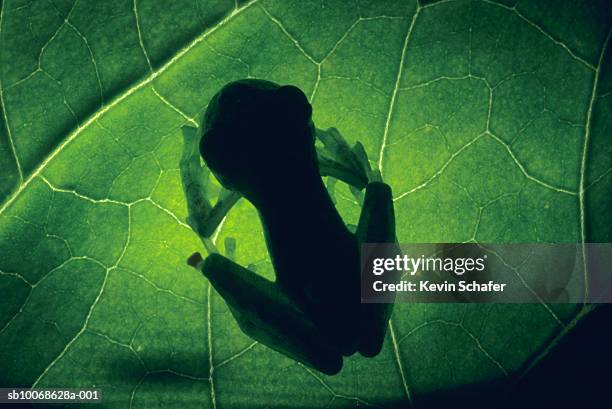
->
[257,169,362,356]
[185,79,396,374]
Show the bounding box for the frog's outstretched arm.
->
[316,127,380,190]
[187,252,343,375]
[315,125,398,358]
[181,125,240,241]
[355,182,395,244]
[355,181,398,357]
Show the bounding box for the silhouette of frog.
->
[181,79,396,375]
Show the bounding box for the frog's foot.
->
[181,125,241,240]
[189,252,343,375]
[316,127,379,190]
[181,125,213,235]
[187,252,205,269]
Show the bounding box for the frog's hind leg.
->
[355,181,398,357]
[188,252,343,375]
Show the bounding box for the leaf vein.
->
[133,0,153,72]
[480,0,596,70]
[0,0,23,183]
[0,0,260,217]
[378,5,420,174]
[389,319,412,405]
[578,28,610,299]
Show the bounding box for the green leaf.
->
[0,0,610,407]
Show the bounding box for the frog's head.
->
[199,79,316,196]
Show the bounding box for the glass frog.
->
[181,79,396,375]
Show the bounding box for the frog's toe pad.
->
[187,252,204,268]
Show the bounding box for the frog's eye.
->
[274,85,312,125]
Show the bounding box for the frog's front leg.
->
[180,125,240,247]
[316,127,398,357]
[187,252,343,375]
[316,127,381,191]
[356,181,398,357]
